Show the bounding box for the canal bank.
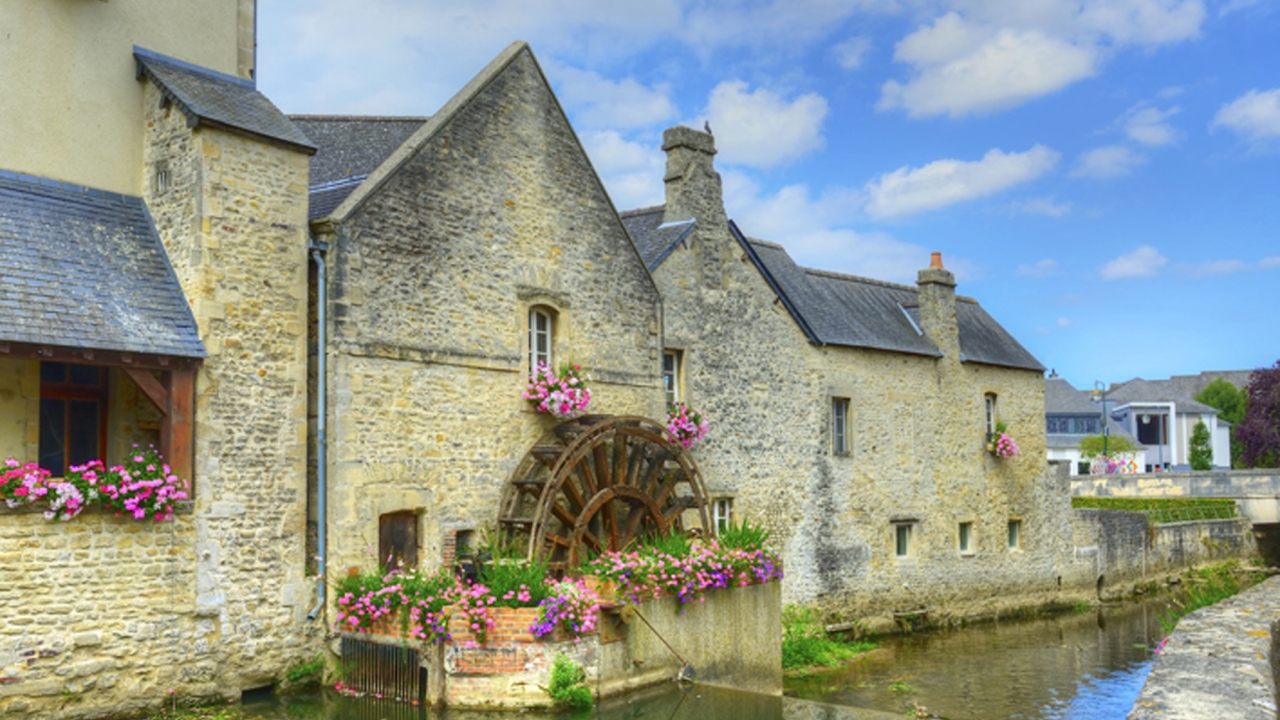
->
[1129,575,1280,719]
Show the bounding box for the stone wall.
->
[1072,469,1280,523]
[1129,575,1280,719]
[316,47,665,576]
[141,78,318,693]
[649,126,1068,630]
[0,79,320,718]
[1067,510,1256,594]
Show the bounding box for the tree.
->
[1188,420,1213,471]
[1197,378,1246,466]
[1238,361,1280,468]
[1079,434,1138,459]
[1196,378,1245,424]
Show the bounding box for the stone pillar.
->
[916,252,959,360]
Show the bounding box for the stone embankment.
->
[1129,576,1280,719]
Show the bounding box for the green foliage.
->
[1159,561,1256,633]
[547,654,593,710]
[1238,362,1280,468]
[782,606,877,671]
[1189,421,1214,471]
[1197,379,1246,425]
[478,558,551,608]
[1078,434,1139,459]
[717,518,772,552]
[637,527,693,557]
[889,680,912,693]
[1071,497,1237,524]
[284,654,325,683]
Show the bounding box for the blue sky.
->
[259,0,1279,390]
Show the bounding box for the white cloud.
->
[1123,105,1181,145]
[833,36,872,69]
[1056,316,1074,328]
[722,171,968,284]
[547,62,677,130]
[1017,258,1061,277]
[1261,256,1280,269]
[878,1,1205,118]
[579,130,666,210]
[1014,197,1072,217]
[880,18,1097,117]
[1188,259,1250,276]
[1099,245,1168,279]
[1072,145,1147,178]
[1220,0,1266,16]
[1212,88,1280,141]
[864,145,1061,219]
[703,81,829,169]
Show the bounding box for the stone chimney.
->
[917,252,960,359]
[661,125,726,227]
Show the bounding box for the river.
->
[239,597,1172,720]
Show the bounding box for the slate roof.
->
[1046,376,1101,414]
[1157,370,1255,400]
[0,171,206,358]
[134,47,315,154]
[619,207,697,271]
[289,116,428,188]
[1107,378,1217,414]
[308,176,368,222]
[735,226,1043,370]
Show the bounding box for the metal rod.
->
[631,608,690,667]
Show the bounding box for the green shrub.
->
[284,654,324,683]
[718,518,772,552]
[781,606,876,671]
[478,558,550,608]
[637,527,692,557]
[1159,561,1253,633]
[547,654,592,710]
[1071,497,1237,524]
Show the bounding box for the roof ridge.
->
[289,114,430,122]
[133,46,252,88]
[0,169,141,204]
[801,266,919,293]
[620,205,665,218]
[746,238,784,249]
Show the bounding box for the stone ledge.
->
[0,500,193,518]
[1128,575,1280,719]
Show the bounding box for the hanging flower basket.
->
[987,422,1020,460]
[666,402,709,449]
[523,362,592,419]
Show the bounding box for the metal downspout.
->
[307,239,328,621]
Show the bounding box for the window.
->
[984,393,998,439]
[894,523,913,558]
[153,162,170,195]
[1007,519,1022,550]
[663,350,682,405]
[832,398,850,455]
[713,498,733,532]
[958,522,973,554]
[1136,413,1166,446]
[1047,416,1102,434]
[528,307,554,373]
[379,511,418,570]
[39,362,107,475]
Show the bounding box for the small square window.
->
[894,523,913,558]
[958,522,973,553]
[832,398,850,455]
[663,350,682,405]
[1008,519,1022,550]
[713,498,732,532]
[379,511,419,571]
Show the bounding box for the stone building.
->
[0,2,320,716]
[624,127,1064,627]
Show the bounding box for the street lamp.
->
[1091,381,1109,458]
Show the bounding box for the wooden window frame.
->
[663,350,682,406]
[528,307,555,374]
[38,362,109,476]
[832,397,850,456]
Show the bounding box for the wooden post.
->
[163,369,195,483]
[426,642,446,707]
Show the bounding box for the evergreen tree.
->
[1188,420,1213,471]
[1238,362,1280,468]
[1197,378,1246,466]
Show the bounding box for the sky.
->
[258,0,1280,391]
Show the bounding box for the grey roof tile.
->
[135,47,315,153]
[0,171,206,358]
[308,176,367,221]
[290,116,427,187]
[1107,377,1217,413]
[1046,376,1102,414]
[619,207,696,271]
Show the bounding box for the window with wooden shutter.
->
[378,511,418,570]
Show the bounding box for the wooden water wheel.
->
[498,415,711,572]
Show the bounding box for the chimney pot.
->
[930,252,944,269]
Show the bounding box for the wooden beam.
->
[123,368,169,416]
[161,369,195,483]
[0,340,201,371]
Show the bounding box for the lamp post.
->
[1092,381,1109,458]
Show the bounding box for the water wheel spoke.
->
[550,503,580,530]
[636,452,668,497]
[593,443,612,489]
[653,472,681,507]
[603,498,621,551]
[624,438,648,487]
[619,502,653,543]
[575,460,598,498]
[546,533,571,547]
[615,434,628,487]
[560,475,586,513]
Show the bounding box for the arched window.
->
[528,307,555,374]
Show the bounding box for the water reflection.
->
[787,599,1172,720]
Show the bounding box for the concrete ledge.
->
[1128,576,1280,719]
